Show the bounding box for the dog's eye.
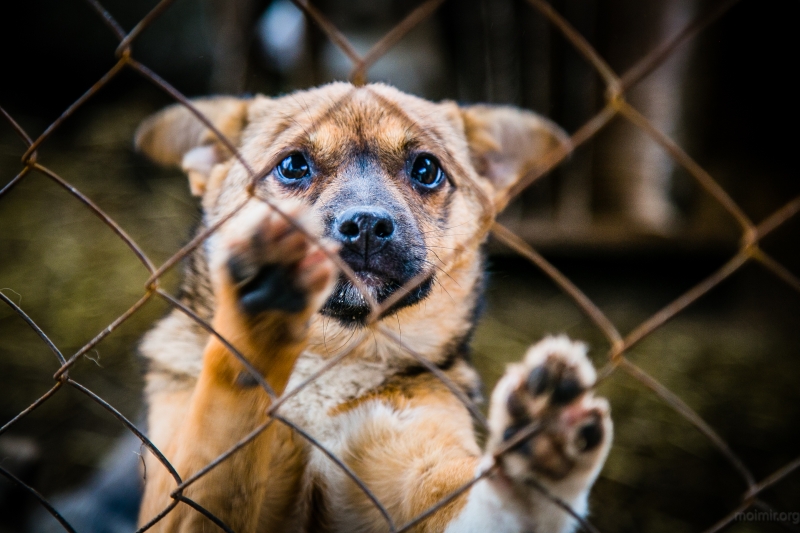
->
[410,154,444,189]
[277,153,310,180]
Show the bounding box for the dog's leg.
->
[449,336,613,533]
[321,337,611,533]
[138,201,336,532]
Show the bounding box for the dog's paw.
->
[217,200,338,318]
[486,336,612,509]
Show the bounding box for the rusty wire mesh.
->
[1,0,799,531]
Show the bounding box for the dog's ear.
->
[461,105,570,210]
[135,97,251,196]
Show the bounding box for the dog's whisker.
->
[420,259,462,290]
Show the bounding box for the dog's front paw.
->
[217,200,338,320]
[486,336,612,523]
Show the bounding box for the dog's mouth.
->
[319,268,434,325]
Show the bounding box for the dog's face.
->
[136,83,566,353]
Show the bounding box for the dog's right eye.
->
[276,153,310,180]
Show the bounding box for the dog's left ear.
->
[461,105,570,210]
[135,97,252,196]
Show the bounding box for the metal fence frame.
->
[1,0,799,531]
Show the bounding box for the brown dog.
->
[134,82,612,532]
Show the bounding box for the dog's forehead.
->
[268,84,460,155]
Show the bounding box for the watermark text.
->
[736,510,799,525]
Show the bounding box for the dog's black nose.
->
[335,207,395,255]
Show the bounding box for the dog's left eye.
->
[409,154,445,189]
[276,153,310,180]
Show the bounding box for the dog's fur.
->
[134,82,612,532]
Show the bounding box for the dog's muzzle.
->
[320,205,432,324]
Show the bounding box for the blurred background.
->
[0,0,798,531]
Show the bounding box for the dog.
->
[133,82,613,532]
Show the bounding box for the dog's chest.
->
[277,352,389,440]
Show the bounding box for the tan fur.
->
[327,376,480,531]
[135,83,610,532]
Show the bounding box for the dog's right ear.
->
[460,105,570,211]
[135,97,251,196]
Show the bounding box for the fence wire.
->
[1,0,799,531]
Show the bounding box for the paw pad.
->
[489,336,612,487]
[217,200,337,319]
[576,416,603,452]
[230,259,307,315]
[525,357,586,406]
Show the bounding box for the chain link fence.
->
[1,0,799,531]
